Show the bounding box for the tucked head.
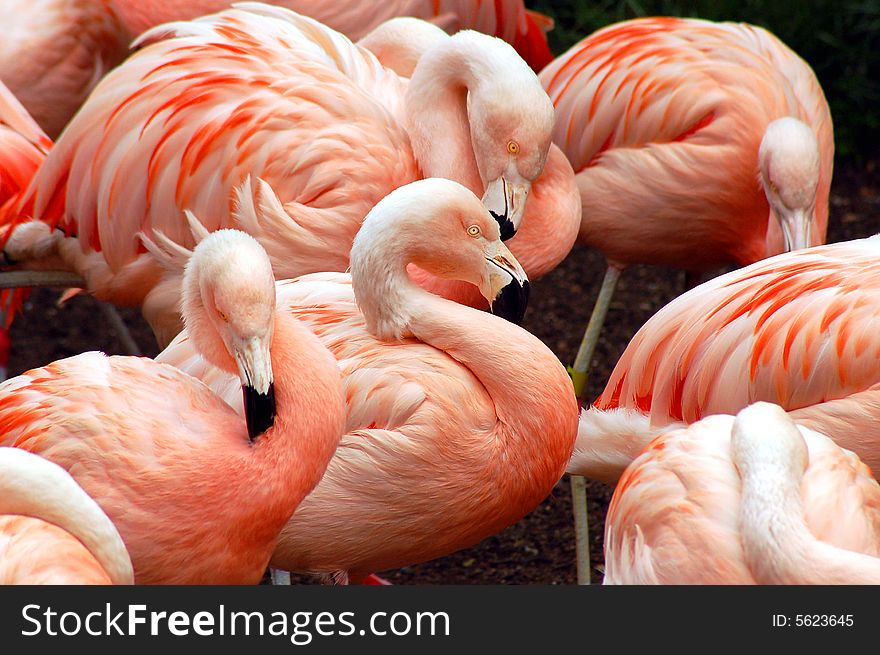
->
[181,229,277,440]
[731,402,809,480]
[759,117,821,251]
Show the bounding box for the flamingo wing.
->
[18,6,417,277]
[596,237,880,426]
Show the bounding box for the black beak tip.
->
[491,278,530,325]
[490,210,517,242]
[243,382,276,441]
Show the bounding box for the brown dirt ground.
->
[6,159,878,584]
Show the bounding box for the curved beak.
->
[480,241,530,325]
[482,176,531,241]
[778,208,812,252]
[234,336,275,441]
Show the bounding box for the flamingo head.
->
[731,402,809,483]
[351,178,531,340]
[464,33,555,240]
[182,229,277,440]
[759,117,821,252]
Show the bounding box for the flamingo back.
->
[605,414,880,584]
[14,5,417,278]
[539,17,832,269]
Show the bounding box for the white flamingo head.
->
[350,178,530,340]
[182,229,277,439]
[759,117,821,252]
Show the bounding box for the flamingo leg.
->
[97,301,141,356]
[270,568,291,585]
[567,263,622,585]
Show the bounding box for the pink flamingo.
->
[0,0,131,139]
[156,178,579,583]
[540,15,833,398]
[538,16,833,581]
[110,0,555,72]
[2,4,578,348]
[0,229,346,584]
[574,235,880,484]
[605,403,880,584]
[0,447,133,584]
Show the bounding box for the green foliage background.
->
[527,1,880,161]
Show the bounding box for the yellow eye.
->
[507,141,519,155]
[218,310,229,323]
[467,225,481,237]
[768,180,779,195]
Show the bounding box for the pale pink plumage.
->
[0,0,131,139]
[0,230,345,584]
[0,447,133,585]
[572,236,880,483]
[540,16,833,269]
[3,5,577,346]
[157,179,579,581]
[605,404,880,584]
[110,0,555,71]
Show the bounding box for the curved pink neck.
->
[203,311,343,557]
[404,39,484,195]
[405,288,577,495]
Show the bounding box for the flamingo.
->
[0,228,346,584]
[155,178,579,583]
[538,16,833,581]
[540,14,833,399]
[0,0,131,139]
[0,447,133,584]
[605,403,880,584]
[573,235,880,485]
[1,4,579,348]
[109,0,556,72]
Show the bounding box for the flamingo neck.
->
[353,225,575,492]
[404,36,490,195]
[736,425,880,584]
[238,312,343,535]
[406,290,577,492]
[0,449,133,584]
[358,17,449,78]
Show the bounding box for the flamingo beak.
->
[234,336,275,441]
[482,176,530,241]
[778,207,812,251]
[481,241,530,325]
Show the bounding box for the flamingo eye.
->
[218,310,229,323]
[507,141,519,155]
[467,225,481,238]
